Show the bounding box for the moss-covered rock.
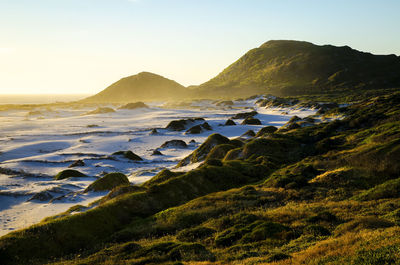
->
[201,122,212,130]
[160,140,187,149]
[241,117,262,125]
[112,151,143,161]
[185,125,202,134]
[241,130,256,138]
[256,126,278,137]
[85,172,130,192]
[54,169,87,180]
[224,119,236,126]
[166,118,205,131]
[232,111,258,119]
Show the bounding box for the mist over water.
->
[0,94,90,104]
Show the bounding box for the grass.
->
[2,91,400,264]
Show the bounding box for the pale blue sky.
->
[0,0,399,94]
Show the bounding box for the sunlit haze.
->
[1,0,399,95]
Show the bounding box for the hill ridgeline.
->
[82,72,188,103]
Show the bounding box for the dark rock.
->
[256,126,278,137]
[166,119,188,131]
[85,172,130,192]
[119,102,149,109]
[151,150,163,156]
[232,111,258,119]
[186,125,203,134]
[54,169,87,180]
[165,118,205,131]
[289,116,302,123]
[160,140,188,148]
[150,128,158,135]
[286,122,301,130]
[241,130,256,138]
[201,122,212,130]
[68,159,85,168]
[112,151,143,161]
[189,139,196,144]
[224,119,236,126]
[241,117,262,125]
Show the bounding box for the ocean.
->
[0,94,90,105]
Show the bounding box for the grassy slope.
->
[1,90,400,264]
[82,72,189,103]
[195,40,400,98]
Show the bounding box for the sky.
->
[0,0,399,95]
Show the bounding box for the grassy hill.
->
[82,72,188,103]
[81,41,400,102]
[194,40,400,98]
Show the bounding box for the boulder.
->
[151,150,163,156]
[241,130,256,138]
[232,111,258,119]
[224,119,236,126]
[54,169,87,180]
[112,151,143,161]
[85,172,130,192]
[186,125,203,134]
[241,117,262,125]
[68,159,85,168]
[201,122,212,130]
[166,118,205,131]
[255,126,278,137]
[150,128,158,135]
[160,140,188,148]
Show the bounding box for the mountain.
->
[82,72,188,103]
[194,40,400,98]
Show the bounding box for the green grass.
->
[2,91,400,264]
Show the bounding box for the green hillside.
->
[82,72,188,103]
[194,40,400,98]
[1,90,400,264]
